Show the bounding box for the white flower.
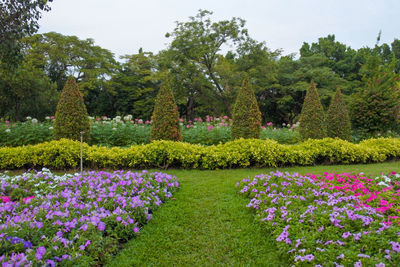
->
[5,128,11,133]
[31,118,38,123]
[378,181,390,187]
[45,116,50,120]
[26,116,32,120]
[49,126,54,130]
[112,127,117,131]
[124,115,133,121]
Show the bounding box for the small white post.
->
[80,131,84,175]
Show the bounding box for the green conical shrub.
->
[299,81,327,139]
[54,76,90,140]
[327,87,352,140]
[231,78,262,139]
[150,79,181,141]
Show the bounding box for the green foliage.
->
[107,52,158,119]
[1,137,400,170]
[350,56,400,137]
[0,0,53,68]
[54,76,90,141]
[299,81,327,139]
[231,79,262,139]
[150,80,181,141]
[165,9,249,116]
[326,87,352,140]
[0,60,58,121]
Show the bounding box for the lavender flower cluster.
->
[0,169,179,266]
[237,171,400,266]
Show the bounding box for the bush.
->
[150,80,181,141]
[326,87,352,140]
[231,79,262,139]
[1,138,400,170]
[54,76,90,140]
[298,81,327,139]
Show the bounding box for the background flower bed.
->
[237,171,400,265]
[0,116,301,147]
[0,169,179,266]
[0,137,400,170]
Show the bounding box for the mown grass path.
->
[108,162,400,266]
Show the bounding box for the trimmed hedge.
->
[0,138,400,170]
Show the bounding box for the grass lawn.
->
[107,161,400,266]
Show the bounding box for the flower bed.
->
[0,115,300,147]
[237,171,400,266]
[0,169,179,266]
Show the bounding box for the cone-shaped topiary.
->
[231,78,262,139]
[327,87,352,140]
[54,76,90,141]
[150,79,182,141]
[299,81,327,139]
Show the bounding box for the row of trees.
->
[1,9,399,137]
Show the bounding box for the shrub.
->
[150,79,181,141]
[54,76,90,140]
[231,79,262,139]
[326,87,351,140]
[298,81,327,139]
[1,138,400,170]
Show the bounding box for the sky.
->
[38,0,399,59]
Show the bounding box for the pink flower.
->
[145,120,150,124]
[50,116,55,119]
[207,125,214,131]
[179,118,184,123]
[23,196,34,204]
[267,122,273,126]
[0,196,11,203]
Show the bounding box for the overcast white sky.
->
[38,0,399,59]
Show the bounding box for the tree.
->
[298,81,327,139]
[0,0,53,67]
[165,9,249,115]
[150,78,181,141]
[231,78,262,139]
[0,59,57,121]
[54,76,90,141]
[105,51,159,118]
[350,55,400,137]
[22,32,118,115]
[326,87,351,140]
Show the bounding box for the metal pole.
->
[80,131,84,175]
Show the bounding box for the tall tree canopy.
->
[165,9,250,116]
[0,0,53,67]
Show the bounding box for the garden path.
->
[107,169,284,266]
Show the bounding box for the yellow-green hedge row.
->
[0,138,400,170]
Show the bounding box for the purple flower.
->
[304,254,314,261]
[46,259,56,267]
[98,221,106,231]
[35,246,46,261]
[342,232,351,239]
[133,226,139,233]
[337,254,344,259]
[390,241,400,253]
